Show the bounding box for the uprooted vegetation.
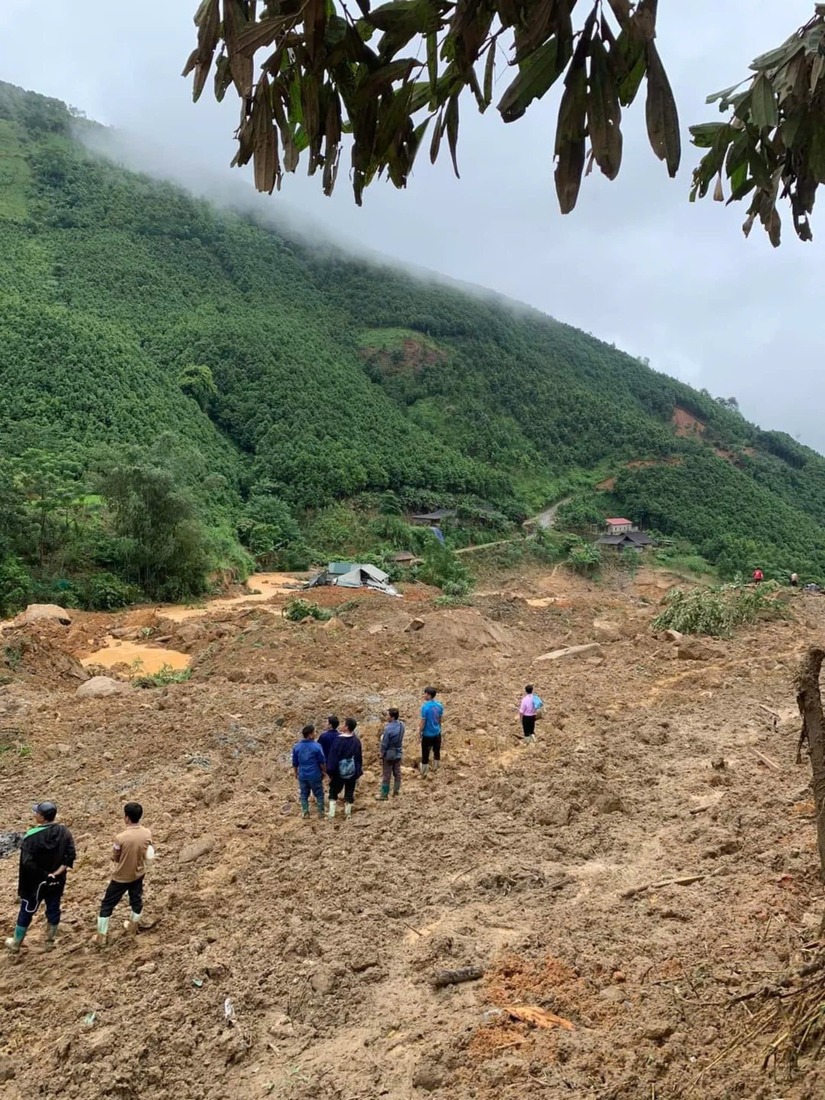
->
[653,581,787,637]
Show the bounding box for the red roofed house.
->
[605,518,634,535]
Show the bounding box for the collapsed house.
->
[304,562,401,597]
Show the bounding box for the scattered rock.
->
[412,1059,445,1092]
[592,619,622,643]
[711,757,727,770]
[178,836,216,864]
[322,617,344,631]
[405,618,426,632]
[15,603,72,626]
[593,794,625,814]
[535,797,572,827]
[310,968,335,995]
[227,670,245,683]
[175,623,206,645]
[75,676,129,699]
[535,643,604,662]
[643,1022,675,1042]
[662,629,684,643]
[677,639,713,661]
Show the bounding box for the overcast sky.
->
[1,1,820,449]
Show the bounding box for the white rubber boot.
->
[328,799,337,819]
[123,911,141,936]
[432,759,440,773]
[419,763,429,779]
[344,803,352,820]
[96,916,109,949]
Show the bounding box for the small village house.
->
[605,517,635,535]
[597,518,653,552]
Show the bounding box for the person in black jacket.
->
[326,717,363,821]
[5,801,76,956]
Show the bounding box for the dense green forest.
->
[1,79,824,612]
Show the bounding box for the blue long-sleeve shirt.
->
[292,739,325,781]
[326,733,363,779]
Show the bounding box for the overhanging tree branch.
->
[184,1,825,244]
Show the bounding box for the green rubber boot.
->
[300,800,310,819]
[44,924,58,951]
[5,925,26,954]
[375,784,390,801]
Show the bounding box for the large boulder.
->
[75,676,129,699]
[15,604,72,626]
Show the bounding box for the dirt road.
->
[0,570,823,1099]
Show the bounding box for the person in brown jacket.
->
[96,802,154,947]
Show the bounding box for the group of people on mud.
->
[4,683,542,956]
[4,800,153,958]
[291,682,543,820]
[290,686,445,819]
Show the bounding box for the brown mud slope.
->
[1,572,825,1099]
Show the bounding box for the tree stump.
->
[795,647,825,881]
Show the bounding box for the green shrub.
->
[282,598,333,622]
[79,572,140,611]
[567,542,602,576]
[0,555,33,617]
[133,664,192,688]
[417,542,474,597]
[652,582,783,637]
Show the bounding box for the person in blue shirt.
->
[317,715,340,762]
[292,724,327,819]
[419,686,444,778]
[326,717,363,820]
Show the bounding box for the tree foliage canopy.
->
[185,0,825,244]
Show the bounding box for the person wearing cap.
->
[419,687,444,778]
[96,802,154,948]
[5,801,76,955]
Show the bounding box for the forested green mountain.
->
[1,79,825,611]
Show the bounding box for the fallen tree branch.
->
[432,966,485,989]
[620,874,704,900]
[751,747,782,771]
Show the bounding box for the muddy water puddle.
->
[160,572,308,623]
[82,638,190,675]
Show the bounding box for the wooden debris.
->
[620,874,704,900]
[503,1004,575,1031]
[432,966,485,989]
[751,748,781,771]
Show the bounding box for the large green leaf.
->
[497,36,571,124]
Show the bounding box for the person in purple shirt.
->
[326,717,363,821]
[292,725,327,819]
